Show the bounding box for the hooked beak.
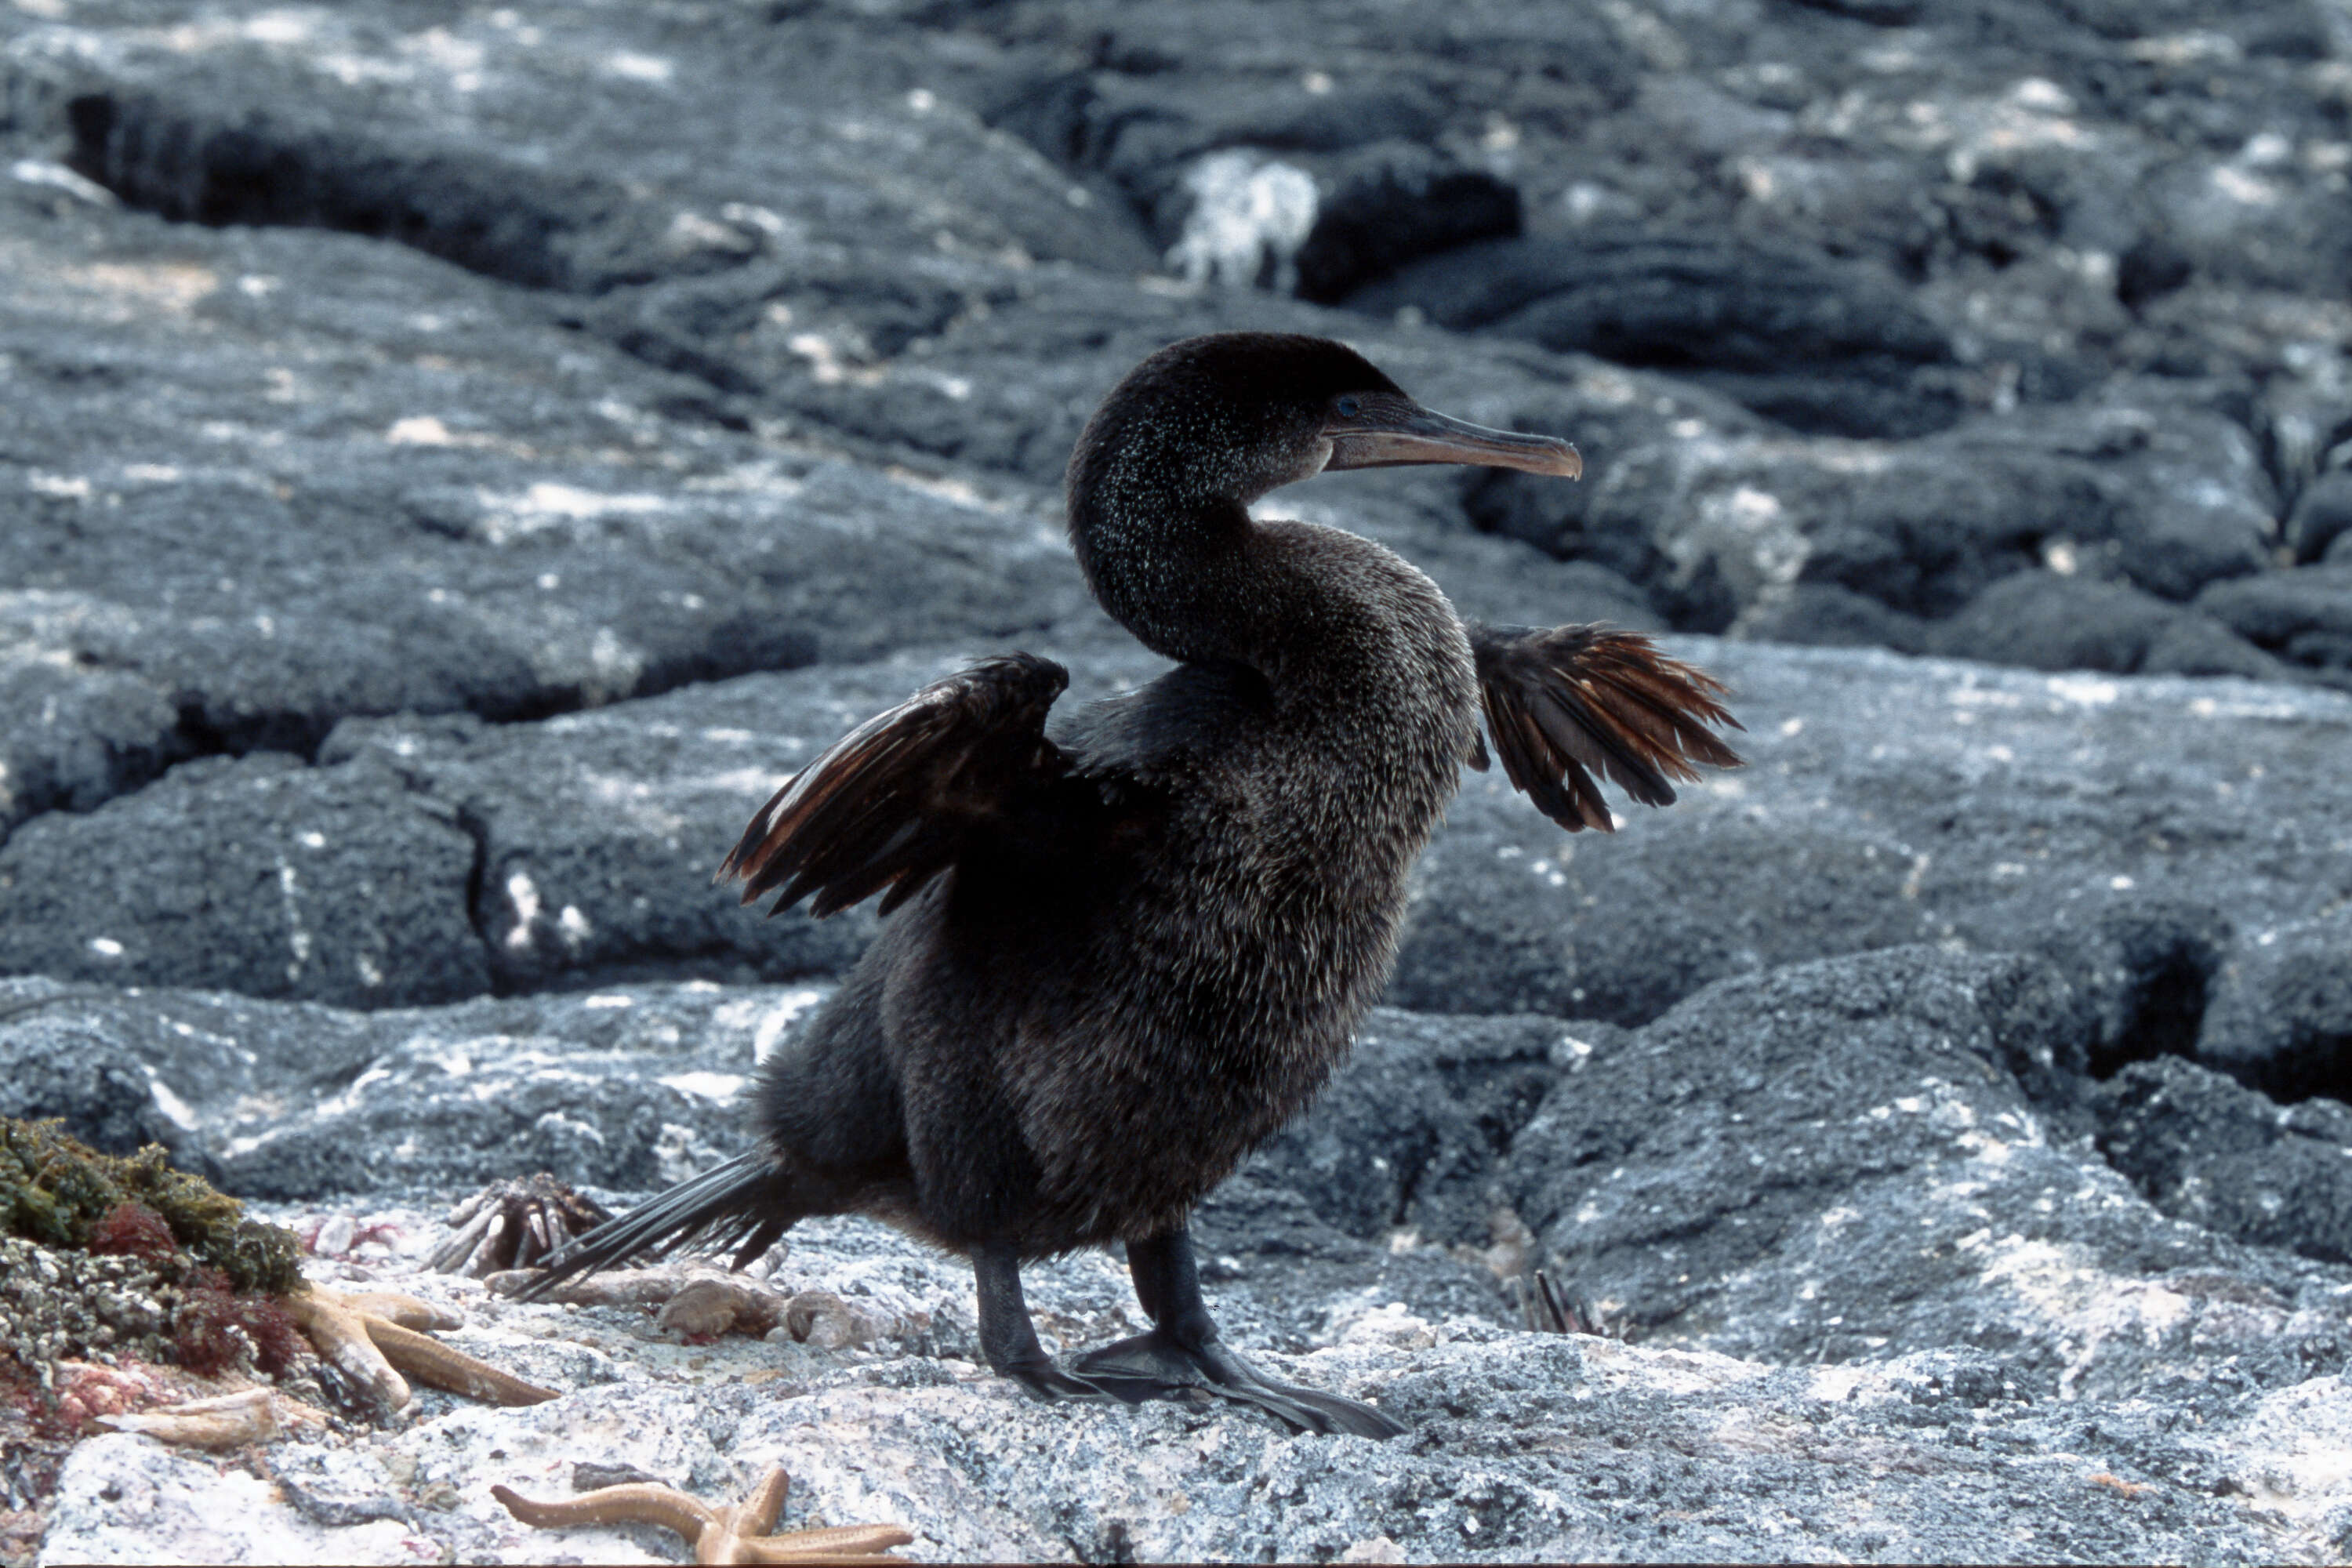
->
[1323,394,1581,480]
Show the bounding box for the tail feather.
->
[509,1152,782,1301]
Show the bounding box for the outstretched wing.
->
[1468,623,1744,832]
[717,652,1073,919]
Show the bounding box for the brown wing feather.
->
[715,652,1071,918]
[1471,623,1744,833]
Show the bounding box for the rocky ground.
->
[4,0,2352,1561]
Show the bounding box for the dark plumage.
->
[521,332,1743,1436]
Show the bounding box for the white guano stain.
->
[277,859,310,979]
[1164,151,1318,291]
[659,1072,746,1102]
[602,50,673,82]
[504,870,542,950]
[144,1073,198,1131]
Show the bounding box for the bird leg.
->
[971,1243,1116,1403]
[1073,1225,1407,1439]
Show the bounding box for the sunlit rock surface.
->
[7,0,2352,1561]
[30,1189,2352,1566]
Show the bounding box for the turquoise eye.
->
[1336,396,1361,417]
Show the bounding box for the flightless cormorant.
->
[521,332,1744,1438]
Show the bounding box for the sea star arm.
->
[492,1480,720,1539]
[361,1316,558,1406]
[732,1522,919,1563]
[492,1470,913,1565]
[335,1288,459,1331]
[283,1287,410,1408]
[741,1466,790,1534]
[289,1283,556,1410]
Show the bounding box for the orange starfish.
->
[492,1465,913,1565]
[285,1284,557,1411]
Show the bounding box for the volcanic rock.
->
[9,0,2352,1559]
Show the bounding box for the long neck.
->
[1074,470,1477,799]
[1068,442,1272,667]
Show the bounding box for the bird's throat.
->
[1069,488,1264,666]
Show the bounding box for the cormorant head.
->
[1069,332,1581,514]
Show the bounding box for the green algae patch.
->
[0,1119,301,1296]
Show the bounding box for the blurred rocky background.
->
[3,0,2352,1560]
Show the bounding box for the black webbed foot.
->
[973,1242,1142,1410]
[1000,1356,1127,1405]
[1074,1327,1406,1439]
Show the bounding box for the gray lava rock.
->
[1391,638,2352,1028]
[980,49,1531,299]
[1926,571,2288,681]
[2286,469,2352,564]
[11,625,2350,1039]
[2140,608,2315,681]
[0,751,487,1007]
[0,975,812,1196]
[1352,226,1960,438]
[0,608,187,840]
[2198,564,2352,689]
[22,1059,2352,1564]
[1732,583,1930,652]
[2096,1054,2352,1265]
[65,85,681,296]
[0,997,191,1162]
[1186,1172,1520,1355]
[14,0,2349,726]
[1352,227,1944,364]
[1243,1009,1570,1247]
[13,0,2352,1558]
[1289,142,1522,303]
[311,652,1061,996]
[34,1223,2352,1564]
[2140,136,2352,297]
[1461,388,2281,649]
[1607,394,2273,633]
[1501,946,2352,1399]
[2048,897,2238,1082]
[48,5,1140,288]
[2199,906,2352,1102]
[0,195,1091,857]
